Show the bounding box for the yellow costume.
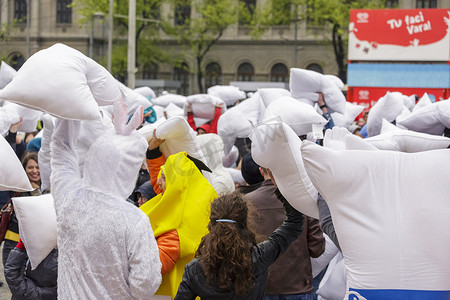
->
[140,152,218,299]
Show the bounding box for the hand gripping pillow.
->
[185,94,226,120]
[12,194,57,270]
[330,102,365,128]
[134,86,156,100]
[0,61,17,89]
[366,91,405,137]
[0,43,121,120]
[263,96,327,136]
[397,100,450,136]
[0,134,33,191]
[197,134,235,195]
[413,92,432,112]
[301,141,450,298]
[207,85,246,106]
[117,81,152,115]
[289,68,346,114]
[152,93,187,108]
[250,121,319,218]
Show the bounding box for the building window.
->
[416,0,437,8]
[237,62,254,81]
[270,63,289,82]
[173,62,190,95]
[385,0,399,8]
[142,63,158,80]
[175,1,191,26]
[14,0,27,24]
[57,0,72,24]
[205,62,222,89]
[306,63,323,74]
[239,0,256,25]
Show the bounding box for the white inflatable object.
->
[152,93,186,108]
[366,92,405,137]
[0,134,33,192]
[0,43,122,120]
[289,68,346,114]
[263,96,327,136]
[207,85,246,106]
[302,141,450,297]
[12,194,57,270]
[250,121,318,218]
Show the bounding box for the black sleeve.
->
[317,194,341,251]
[174,263,197,300]
[254,189,304,266]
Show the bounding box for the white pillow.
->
[397,100,450,135]
[165,102,184,119]
[302,141,450,294]
[152,93,186,108]
[289,68,346,114]
[117,81,152,115]
[197,134,235,195]
[263,96,327,136]
[258,88,291,108]
[12,194,57,270]
[207,85,246,106]
[404,94,416,111]
[134,86,156,100]
[0,61,17,89]
[152,105,166,120]
[366,91,405,137]
[0,43,122,120]
[413,93,432,112]
[330,102,365,128]
[0,135,33,192]
[323,127,378,151]
[185,94,226,120]
[2,102,43,133]
[0,104,20,136]
[222,145,239,168]
[155,116,206,162]
[324,74,344,90]
[394,106,411,127]
[250,121,319,218]
[317,252,346,300]
[225,167,245,185]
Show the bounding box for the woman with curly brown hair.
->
[175,188,304,299]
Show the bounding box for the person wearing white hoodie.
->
[50,100,162,299]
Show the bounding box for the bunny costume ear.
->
[113,99,143,136]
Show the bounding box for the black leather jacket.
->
[175,189,304,300]
[4,247,58,300]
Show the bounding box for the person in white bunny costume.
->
[50,100,162,299]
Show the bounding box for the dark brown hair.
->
[196,192,257,294]
[21,152,39,171]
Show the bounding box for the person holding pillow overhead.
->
[187,103,223,134]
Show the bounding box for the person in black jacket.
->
[4,239,57,300]
[175,189,304,300]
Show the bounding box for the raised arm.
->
[208,104,223,134]
[146,129,166,194]
[186,103,197,131]
[50,119,82,203]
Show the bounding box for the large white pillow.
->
[12,194,57,270]
[413,93,432,112]
[134,86,156,100]
[0,43,122,120]
[302,141,450,295]
[317,252,346,300]
[197,134,235,195]
[289,68,346,114]
[0,61,16,89]
[152,93,186,108]
[397,100,450,135]
[0,135,33,192]
[330,102,365,128]
[258,88,291,108]
[263,96,327,136]
[185,94,226,120]
[207,85,246,106]
[250,121,319,218]
[366,91,405,137]
[165,102,184,119]
[117,81,152,115]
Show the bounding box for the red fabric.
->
[187,112,197,131]
[156,230,180,275]
[187,107,222,134]
[16,239,25,250]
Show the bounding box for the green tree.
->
[251,0,385,82]
[162,0,239,93]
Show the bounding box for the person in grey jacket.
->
[175,188,304,300]
[4,240,57,300]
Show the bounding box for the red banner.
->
[348,9,450,61]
